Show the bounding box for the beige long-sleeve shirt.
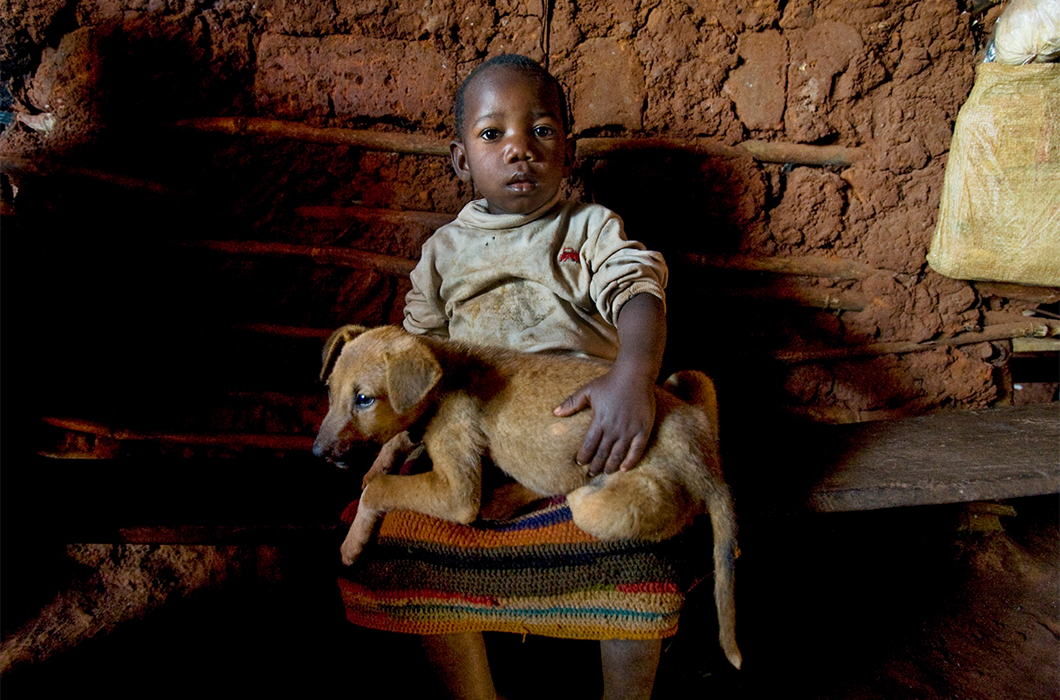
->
[403,194,667,361]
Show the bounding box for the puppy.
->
[313,324,741,668]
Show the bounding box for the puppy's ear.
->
[384,339,442,415]
[320,325,369,381]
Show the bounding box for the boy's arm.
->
[404,246,450,338]
[554,293,666,475]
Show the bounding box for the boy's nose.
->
[503,134,535,162]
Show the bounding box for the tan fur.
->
[313,324,741,668]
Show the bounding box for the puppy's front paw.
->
[340,542,362,566]
[340,510,378,565]
[363,433,419,489]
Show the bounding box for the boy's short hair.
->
[454,54,571,140]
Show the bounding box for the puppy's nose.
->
[312,438,327,459]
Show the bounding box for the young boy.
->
[397,54,671,700]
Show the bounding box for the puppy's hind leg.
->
[567,469,694,542]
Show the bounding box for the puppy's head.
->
[313,326,442,466]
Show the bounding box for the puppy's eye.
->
[353,394,375,409]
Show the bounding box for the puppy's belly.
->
[487,415,594,496]
[483,362,610,496]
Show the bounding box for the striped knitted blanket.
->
[337,497,706,640]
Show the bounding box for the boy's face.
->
[451,67,573,216]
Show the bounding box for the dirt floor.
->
[1,495,1056,698]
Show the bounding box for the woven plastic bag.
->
[927,62,1060,287]
[992,0,1060,65]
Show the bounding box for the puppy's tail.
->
[664,370,738,667]
[707,485,742,669]
[663,370,719,441]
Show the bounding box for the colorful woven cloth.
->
[337,497,705,640]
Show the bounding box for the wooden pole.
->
[738,139,865,167]
[674,251,876,279]
[170,118,868,166]
[771,320,1060,364]
[181,239,417,277]
[40,416,315,455]
[169,117,451,156]
[973,281,1060,305]
[183,238,870,310]
[296,204,456,229]
[183,237,880,283]
[727,285,867,311]
[576,136,746,160]
[1,156,171,194]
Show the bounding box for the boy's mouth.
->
[507,173,536,192]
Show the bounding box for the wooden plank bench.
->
[16,403,1060,544]
[746,402,1059,517]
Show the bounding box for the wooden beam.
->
[183,236,877,286]
[29,404,1060,545]
[181,239,418,277]
[1,156,171,194]
[296,204,456,229]
[674,251,877,279]
[170,117,868,166]
[974,281,1060,305]
[771,320,1060,364]
[169,117,451,156]
[40,416,315,457]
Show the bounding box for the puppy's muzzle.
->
[313,435,350,469]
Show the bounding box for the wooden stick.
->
[1,156,171,194]
[727,285,867,311]
[674,251,876,279]
[184,237,883,283]
[973,281,1060,304]
[185,238,876,310]
[182,239,417,277]
[772,320,1060,364]
[289,208,881,281]
[169,117,451,156]
[779,402,933,424]
[231,322,332,340]
[170,118,868,166]
[296,204,456,229]
[40,417,315,453]
[185,237,871,311]
[737,139,864,167]
[576,136,746,160]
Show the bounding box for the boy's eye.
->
[480,128,502,141]
[533,125,556,138]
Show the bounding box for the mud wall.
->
[2,0,1055,438]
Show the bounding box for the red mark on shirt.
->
[559,247,580,263]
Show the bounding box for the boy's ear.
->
[563,135,576,177]
[450,140,473,183]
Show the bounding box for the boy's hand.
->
[554,365,656,475]
[555,292,666,475]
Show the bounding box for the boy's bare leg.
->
[600,638,662,700]
[421,631,503,700]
